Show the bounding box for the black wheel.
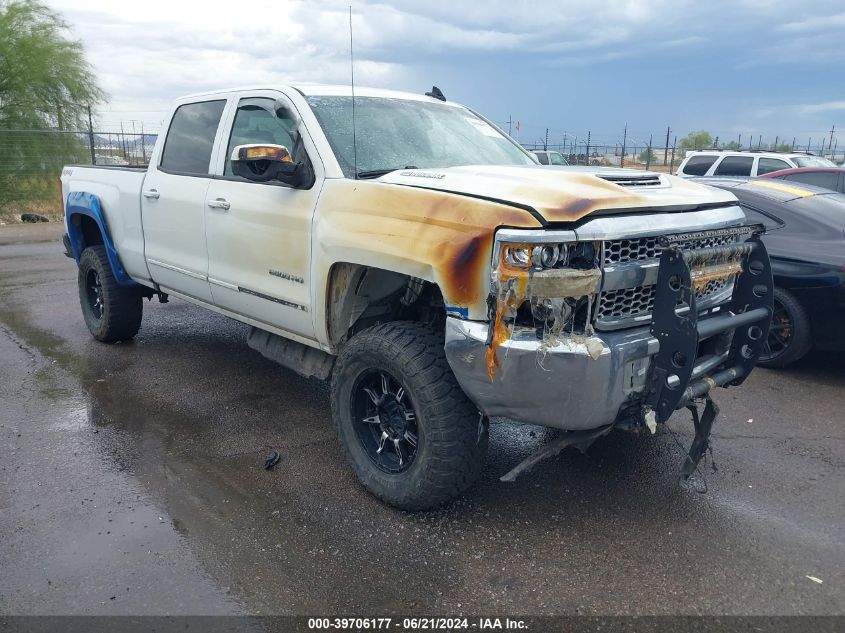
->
[77,245,142,342]
[331,321,487,510]
[758,287,812,368]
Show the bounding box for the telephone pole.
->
[663,126,670,165]
[620,123,627,168]
[87,105,96,165]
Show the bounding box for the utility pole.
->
[621,123,627,168]
[645,134,653,170]
[131,120,137,164]
[774,136,779,151]
[120,121,127,160]
[507,115,513,137]
[87,105,96,165]
[737,133,742,148]
[544,128,549,151]
[141,122,147,164]
[663,126,670,165]
[585,130,591,163]
[669,135,677,172]
[791,137,796,151]
[828,125,835,153]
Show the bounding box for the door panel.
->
[142,172,213,301]
[205,180,317,337]
[141,99,227,303]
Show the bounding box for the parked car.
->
[676,150,835,178]
[60,85,772,509]
[695,177,845,367]
[759,166,845,193]
[533,150,569,165]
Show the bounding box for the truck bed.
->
[61,164,150,283]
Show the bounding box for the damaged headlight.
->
[498,241,595,271]
[491,230,602,334]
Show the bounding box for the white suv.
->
[676,150,835,178]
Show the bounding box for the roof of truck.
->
[176,84,455,105]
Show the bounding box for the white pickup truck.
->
[61,85,773,509]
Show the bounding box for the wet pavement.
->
[1,226,843,616]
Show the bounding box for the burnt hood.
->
[377,165,739,225]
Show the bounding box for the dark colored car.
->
[695,177,845,367]
[759,166,845,193]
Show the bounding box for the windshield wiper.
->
[356,166,418,179]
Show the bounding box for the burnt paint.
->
[313,180,540,345]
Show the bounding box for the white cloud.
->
[799,101,845,115]
[44,0,845,138]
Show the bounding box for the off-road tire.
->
[331,321,487,510]
[77,245,143,342]
[758,286,812,369]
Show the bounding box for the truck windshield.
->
[306,96,534,178]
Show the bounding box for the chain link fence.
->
[2,122,843,221]
[0,127,156,220]
[521,139,844,172]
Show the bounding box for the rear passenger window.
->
[784,172,839,191]
[535,153,549,165]
[160,100,226,175]
[681,155,717,175]
[714,156,754,176]
[757,158,790,175]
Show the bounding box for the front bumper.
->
[445,235,773,432]
[445,318,659,430]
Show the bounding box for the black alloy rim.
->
[351,369,419,473]
[760,297,792,361]
[86,269,103,319]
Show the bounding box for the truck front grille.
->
[603,233,740,266]
[595,232,741,330]
[596,277,732,322]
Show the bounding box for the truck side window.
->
[159,100,226,175]
[224,98,297,178]
[680,155,717,175]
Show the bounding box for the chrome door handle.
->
[142,189,160,199]
[207,198,230,211]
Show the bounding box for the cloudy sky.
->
[49,0,844,149]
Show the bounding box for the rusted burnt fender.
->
[312,179,541,339]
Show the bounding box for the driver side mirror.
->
[230,144,304,187]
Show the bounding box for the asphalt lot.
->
[1,224,843,616]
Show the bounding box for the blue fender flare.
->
[66,191,137,287]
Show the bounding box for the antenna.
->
[349,5,358,178]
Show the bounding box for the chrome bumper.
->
[444,317,658,431]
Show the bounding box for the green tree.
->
[638,147,655,163]
[721,141,741,150]
[679,131,714,153]
[0,0,105,208]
